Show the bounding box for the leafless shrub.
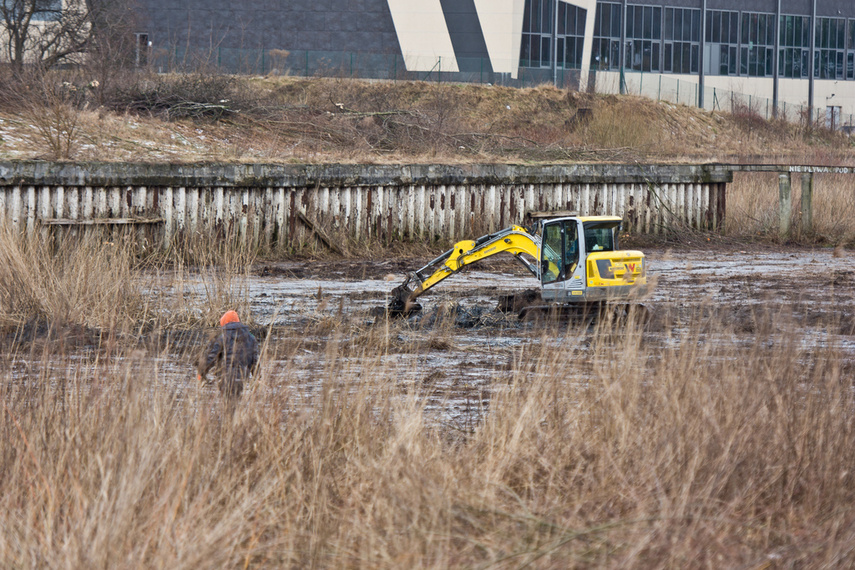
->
[0,67,94,159]
[267,49,290,76]
[30,85,85,159]
[731,98,769,139]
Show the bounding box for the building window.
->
[626,4,661,72]
[778,15,810,78]
[815,17,846,79]
[520,0,541,67]
[664,7,700,74]
[739,12,774,77]
[520,0,587,69]
[706,10,739,75]
[591,1,622,70]
[559,2,587,69]
[848,20,855,79]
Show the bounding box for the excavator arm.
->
[389,225,552,315]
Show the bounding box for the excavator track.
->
[516,301,651,324]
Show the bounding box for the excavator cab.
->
[584,222,616,252]
[539,217,646,304]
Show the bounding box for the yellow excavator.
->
[388,214,649,318]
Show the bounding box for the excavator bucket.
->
[387,283,422,317]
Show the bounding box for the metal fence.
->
[617,70,855,129]
[151,46,592,89]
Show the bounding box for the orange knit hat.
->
[220,310,240,327]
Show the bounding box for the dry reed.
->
[1,281,854,567]
[727,171,855,245]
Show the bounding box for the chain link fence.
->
[617,69,854,130]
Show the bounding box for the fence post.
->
[801,172,813,235]
[778,172,792,238]
[676,80,679,104]
[658,75,661,100]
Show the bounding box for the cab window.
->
[584,221,619,252]
[541,223,563,284]
[564,226,579,272]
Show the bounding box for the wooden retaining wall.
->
[0,162,731,248]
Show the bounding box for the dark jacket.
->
[198,322,258,397]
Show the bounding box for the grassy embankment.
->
[0,72,852,165]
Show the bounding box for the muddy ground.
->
[249,244,855,334]
[213,245,855,422]
[9,244,855,427]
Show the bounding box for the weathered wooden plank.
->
[44,217,164,226]
[26,186,35,235]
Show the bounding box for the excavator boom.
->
[389,225,543,315]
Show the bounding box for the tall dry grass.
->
[580,98,659,154]
[0,228,256,331]
[0,227,145,330]
[2,302,854,567]
[159,230,257,327]
[727,171,855,244]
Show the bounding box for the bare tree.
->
[0,0,97,71]
[85,0,140,104]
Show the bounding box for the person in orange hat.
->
[197,310,258,398]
